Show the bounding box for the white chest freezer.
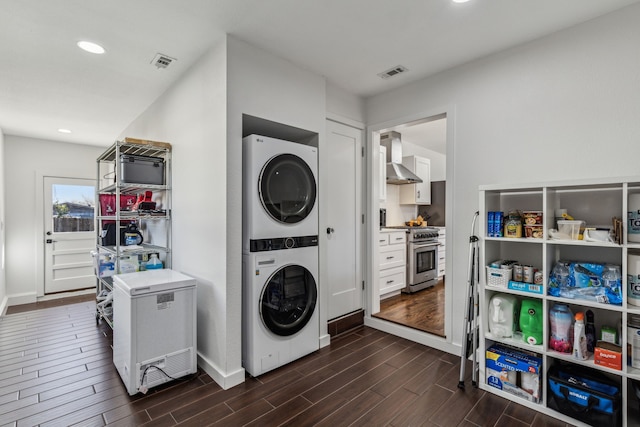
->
[112,269,197,395]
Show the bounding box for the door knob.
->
[46,231,52,235]
[326,227,334,235]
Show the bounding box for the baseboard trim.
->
[7,292,37,307]
[319,333,331,348]
[0,295,8,316]
[197,353,245,390]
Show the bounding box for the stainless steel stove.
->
[404,227,440,293]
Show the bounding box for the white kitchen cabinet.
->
[399,155,430,205]
[436,227,445,278]
[379,145,387,202]
[479,177,640,427]
[379,230,406,296]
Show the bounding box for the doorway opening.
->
[372,113,448,338]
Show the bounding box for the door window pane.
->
[52,184,95,232]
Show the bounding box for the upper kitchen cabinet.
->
[400,155,431,205]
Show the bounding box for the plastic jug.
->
[519,299,543,345]
[488,294,519,338]
[549,304,573,353]
[145,254,163,270]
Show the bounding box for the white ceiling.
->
[2,0,639,147]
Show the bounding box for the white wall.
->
[226,36,328,351]
[366,3,640,350]
[118,39,233,386]
[0,129,6,314]
[326,81,365,125]
[3,136,103,304]
[121,35,330,389]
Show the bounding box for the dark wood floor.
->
[0,300,573,426]
[374,280,446,337]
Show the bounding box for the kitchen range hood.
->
[380,131,423,185]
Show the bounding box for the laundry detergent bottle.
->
[488,294,519,338]
[145,253,163,270]
[519,299,543,345]
[550,304,573,353]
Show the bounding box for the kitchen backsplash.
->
[381,180,446,227]
[380,184,418,226]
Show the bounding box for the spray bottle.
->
[573,312,589,360]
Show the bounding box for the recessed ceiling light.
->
[58,128,72,134]
[77,41,105,54]
[452,0,471,3]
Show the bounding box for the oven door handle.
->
[411,242,440,249]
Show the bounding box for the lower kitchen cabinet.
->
[479,177,640,427]
[435,226,445,278]
[379,230,406,296]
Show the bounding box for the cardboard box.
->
[486,344,542,403]
[508,281,543,295]
[594,341,622,370]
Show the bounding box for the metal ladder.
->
[459,211,480,389]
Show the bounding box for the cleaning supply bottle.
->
[519,299,543,345]
[573,312,589,360]
[549,304,573,353]
[488,294,518,338]
[145,253,163,270]
[585,310,596,353]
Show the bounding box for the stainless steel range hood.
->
[380,131,423,185]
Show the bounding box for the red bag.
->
[99,194,137,216]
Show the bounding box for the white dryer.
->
[242,134,318,253]
[242,246,319,377]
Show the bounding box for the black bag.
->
[547,364,621,427]
[100,222,142,246]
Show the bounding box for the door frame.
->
[364,105,458,355]
[35,169,96,298]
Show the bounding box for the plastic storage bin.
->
[557,220,585,240]
[120,154,165,185]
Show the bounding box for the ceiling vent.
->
[151,53,177,69]
[377,65,409,79]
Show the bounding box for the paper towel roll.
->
[628,254,640,306]
[629,194,640,243]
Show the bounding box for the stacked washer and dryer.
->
[242,134,320,377]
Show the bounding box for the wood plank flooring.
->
[374,280,446,337]
[0,300,573,426]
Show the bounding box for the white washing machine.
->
[242,134,318,253]
[242,246,319,377]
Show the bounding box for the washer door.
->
[260,264,317,336]
[259,154,316,224]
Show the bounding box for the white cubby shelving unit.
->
[479,177,640,427]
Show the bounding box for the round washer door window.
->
[259,154,316,224]
[260,264,317,336]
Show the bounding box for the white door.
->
[44,177,96,294]
[326,120,363,320]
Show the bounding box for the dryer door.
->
[260,264,317,336]
[259,154,316,224]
